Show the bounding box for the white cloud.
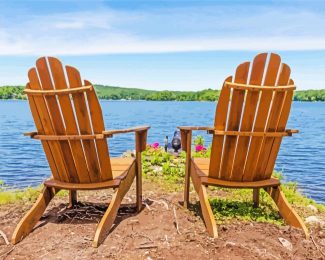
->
[1,5,325,55]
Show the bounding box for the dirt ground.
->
[0,180,324,260]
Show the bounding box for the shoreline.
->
[0,98,324,102]
[1,85,325,102]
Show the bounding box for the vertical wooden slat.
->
[35,57,80,183]
[254,64,291,179]
[26,83,60,180]
[84,79,113,181]
[48,57,91,183]
[230,53,267,181]
[28,68,70,182]
[263,79,294,178]
[243,53,281,181]
[208,76,232,178]
[66,65,101,183]
[218,62,250,180]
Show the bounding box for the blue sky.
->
[0,0,325,90]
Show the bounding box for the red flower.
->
[195,144,206,152]
[151,142,159,149]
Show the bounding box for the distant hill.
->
[0,85,324,101]
[95,84,220,101]
[0,84,220,101]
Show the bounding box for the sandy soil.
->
[0,181,324,260]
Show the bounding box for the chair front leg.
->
[12,186,57,244]
[191,165,218,238]
[181,129,192,208]
[264,186,309,239]
[253,188,259,208]
[93,162,136,247]
[135,130,148,212]
[69,190,77,207]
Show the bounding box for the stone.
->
[224,241,236,247]
[278,237,293,251]
[305,216,323,226]
[307,205,318,213]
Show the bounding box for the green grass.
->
[0,183,68,205]
[0,187,42,205]
[209,199,283,225]
[141,137,324,225]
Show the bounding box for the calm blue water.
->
[0,100,324,203]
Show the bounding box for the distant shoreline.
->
[1,85,324,102]
[1,99,324,103]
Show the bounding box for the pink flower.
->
[195,144,206,152]
[151,142,159,149]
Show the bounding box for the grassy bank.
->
[1,85,325,101]
[0,180,68,204]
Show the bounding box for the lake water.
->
[0,100,324,204]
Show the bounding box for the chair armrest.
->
[103,125,150,153]
[24,131,37,138]
[102,125,150,137]
[285,129,299,136]
[177,126,215,152]
[177,126,215,131]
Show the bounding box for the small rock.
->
[307,205,318,213]
[319,231,325,238]
[278,237,293,251]
[224,241,236,247]
[305,216,323,226]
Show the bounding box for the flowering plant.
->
[195,144,207,152]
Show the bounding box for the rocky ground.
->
[0,180,324,260]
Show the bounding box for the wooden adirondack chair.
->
[11,57,150,247]
[178,53,308,239]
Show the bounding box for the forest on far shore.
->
[0,85,324,101]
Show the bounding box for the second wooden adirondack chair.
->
[11,57,150,247]
[178,53,308,238]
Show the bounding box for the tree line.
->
[0,85,324,102]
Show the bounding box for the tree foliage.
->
[293,89,325,101]
[0,86,26,99]
[1,85,324,102]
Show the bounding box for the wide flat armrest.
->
[177,126,215,131]
[178,126,214,152]
[102,125,150,137]
[103,125,150,153]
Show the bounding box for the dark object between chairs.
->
[164,136,168,152]
[172,131,181,152]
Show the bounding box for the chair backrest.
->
[25,57,112,183]
[209,53,295,182]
